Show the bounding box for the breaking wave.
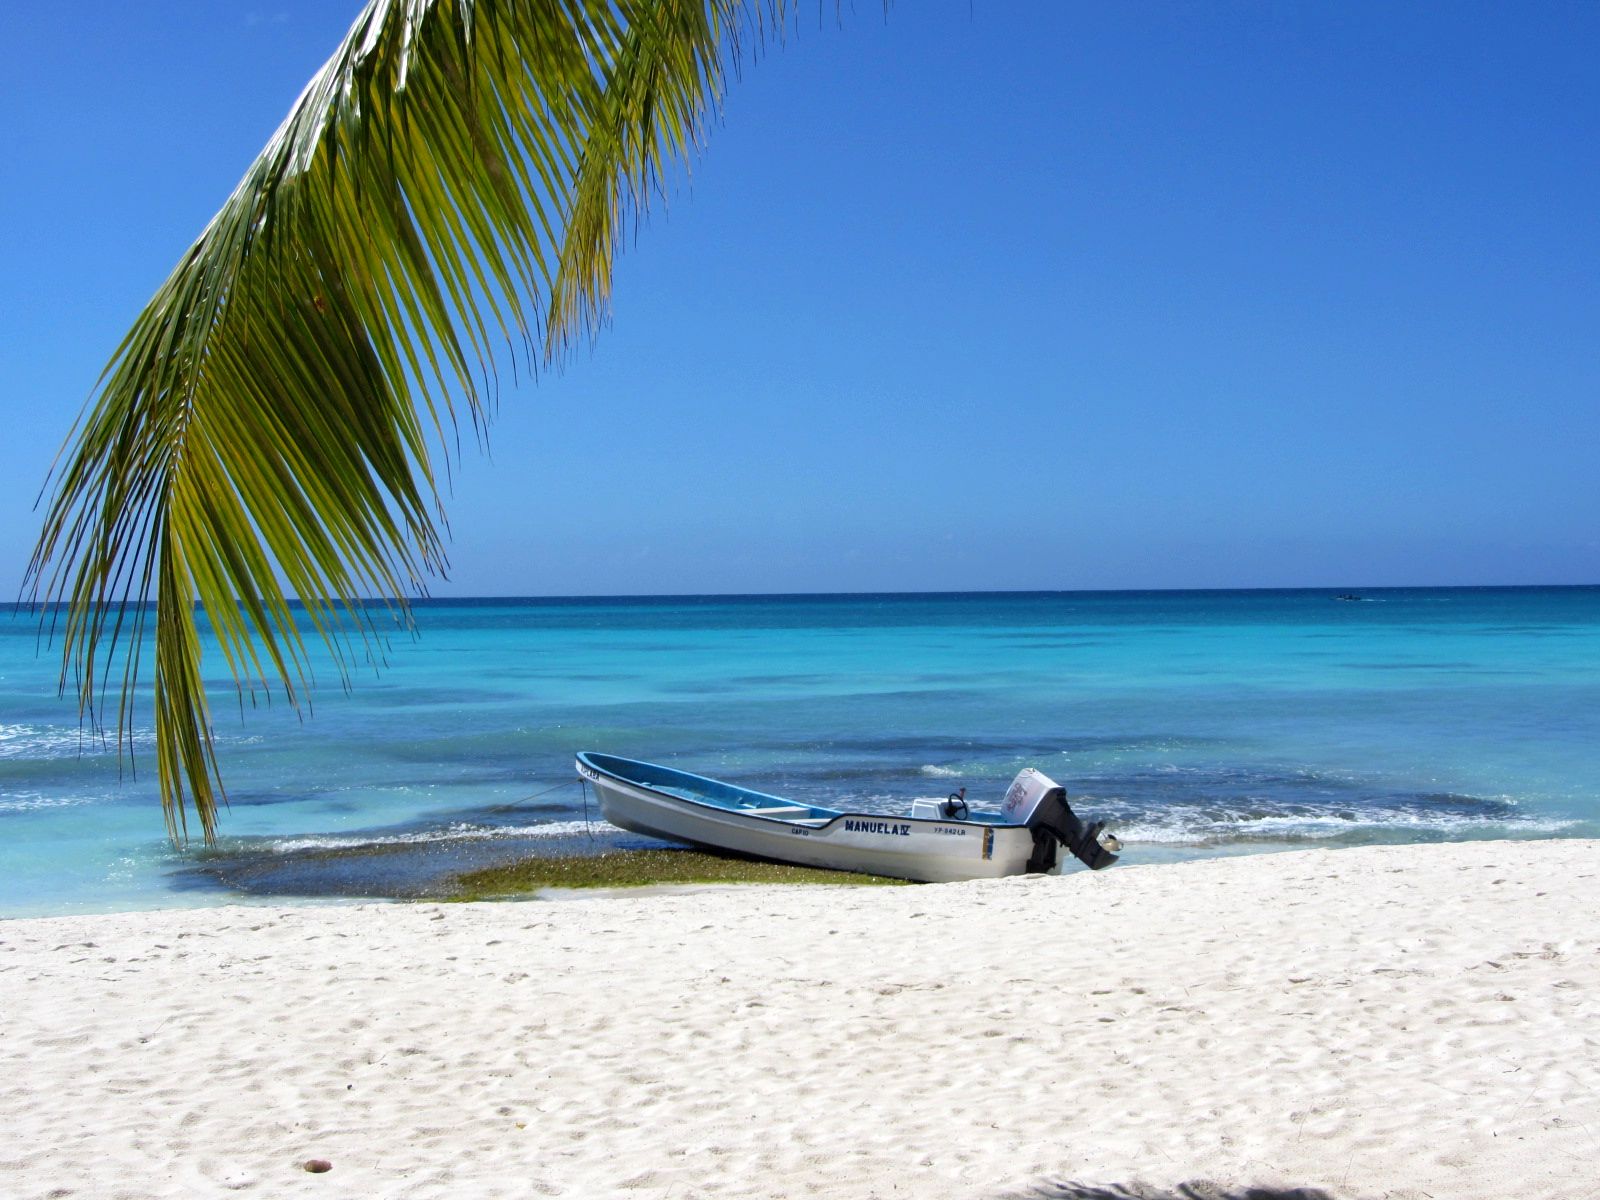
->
[0,793,95,814]
[257,818,616,855]
[1102,798,1579,848]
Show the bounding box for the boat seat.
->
[742,805,813,816]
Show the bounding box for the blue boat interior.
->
[579,752,1014,825]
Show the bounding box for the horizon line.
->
[6,581,1598,613]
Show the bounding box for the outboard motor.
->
[1000,768,1120,872]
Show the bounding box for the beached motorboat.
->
[575,752,1120,884]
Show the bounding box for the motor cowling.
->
[1001,769,1119,872]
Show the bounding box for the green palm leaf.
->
[27,0,774,844]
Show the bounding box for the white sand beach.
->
[3,839,1597,1200]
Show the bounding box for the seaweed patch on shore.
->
[447,847,908,897]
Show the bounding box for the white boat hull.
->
[577,754,1044,884]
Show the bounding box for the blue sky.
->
[3,2,1596,596]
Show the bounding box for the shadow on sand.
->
[1003,1183,1338,1200]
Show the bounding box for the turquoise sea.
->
[2,587,1597,917]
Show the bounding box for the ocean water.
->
[2,587,1597,916]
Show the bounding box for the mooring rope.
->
[487,777,598,840]
[483,778,582,813]
[516,778,581,804]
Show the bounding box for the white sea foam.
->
[1114,805,1580,846]
[0,793,95,814]
[262,818,617,854]
[0,723,113,761]
[917,764,963,778]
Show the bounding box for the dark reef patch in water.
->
[173,822,661,900]
[358,686,507,708]
[1342,661,1497,672]
[763,732,1225,758]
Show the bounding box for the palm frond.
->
[27,0,778,844]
